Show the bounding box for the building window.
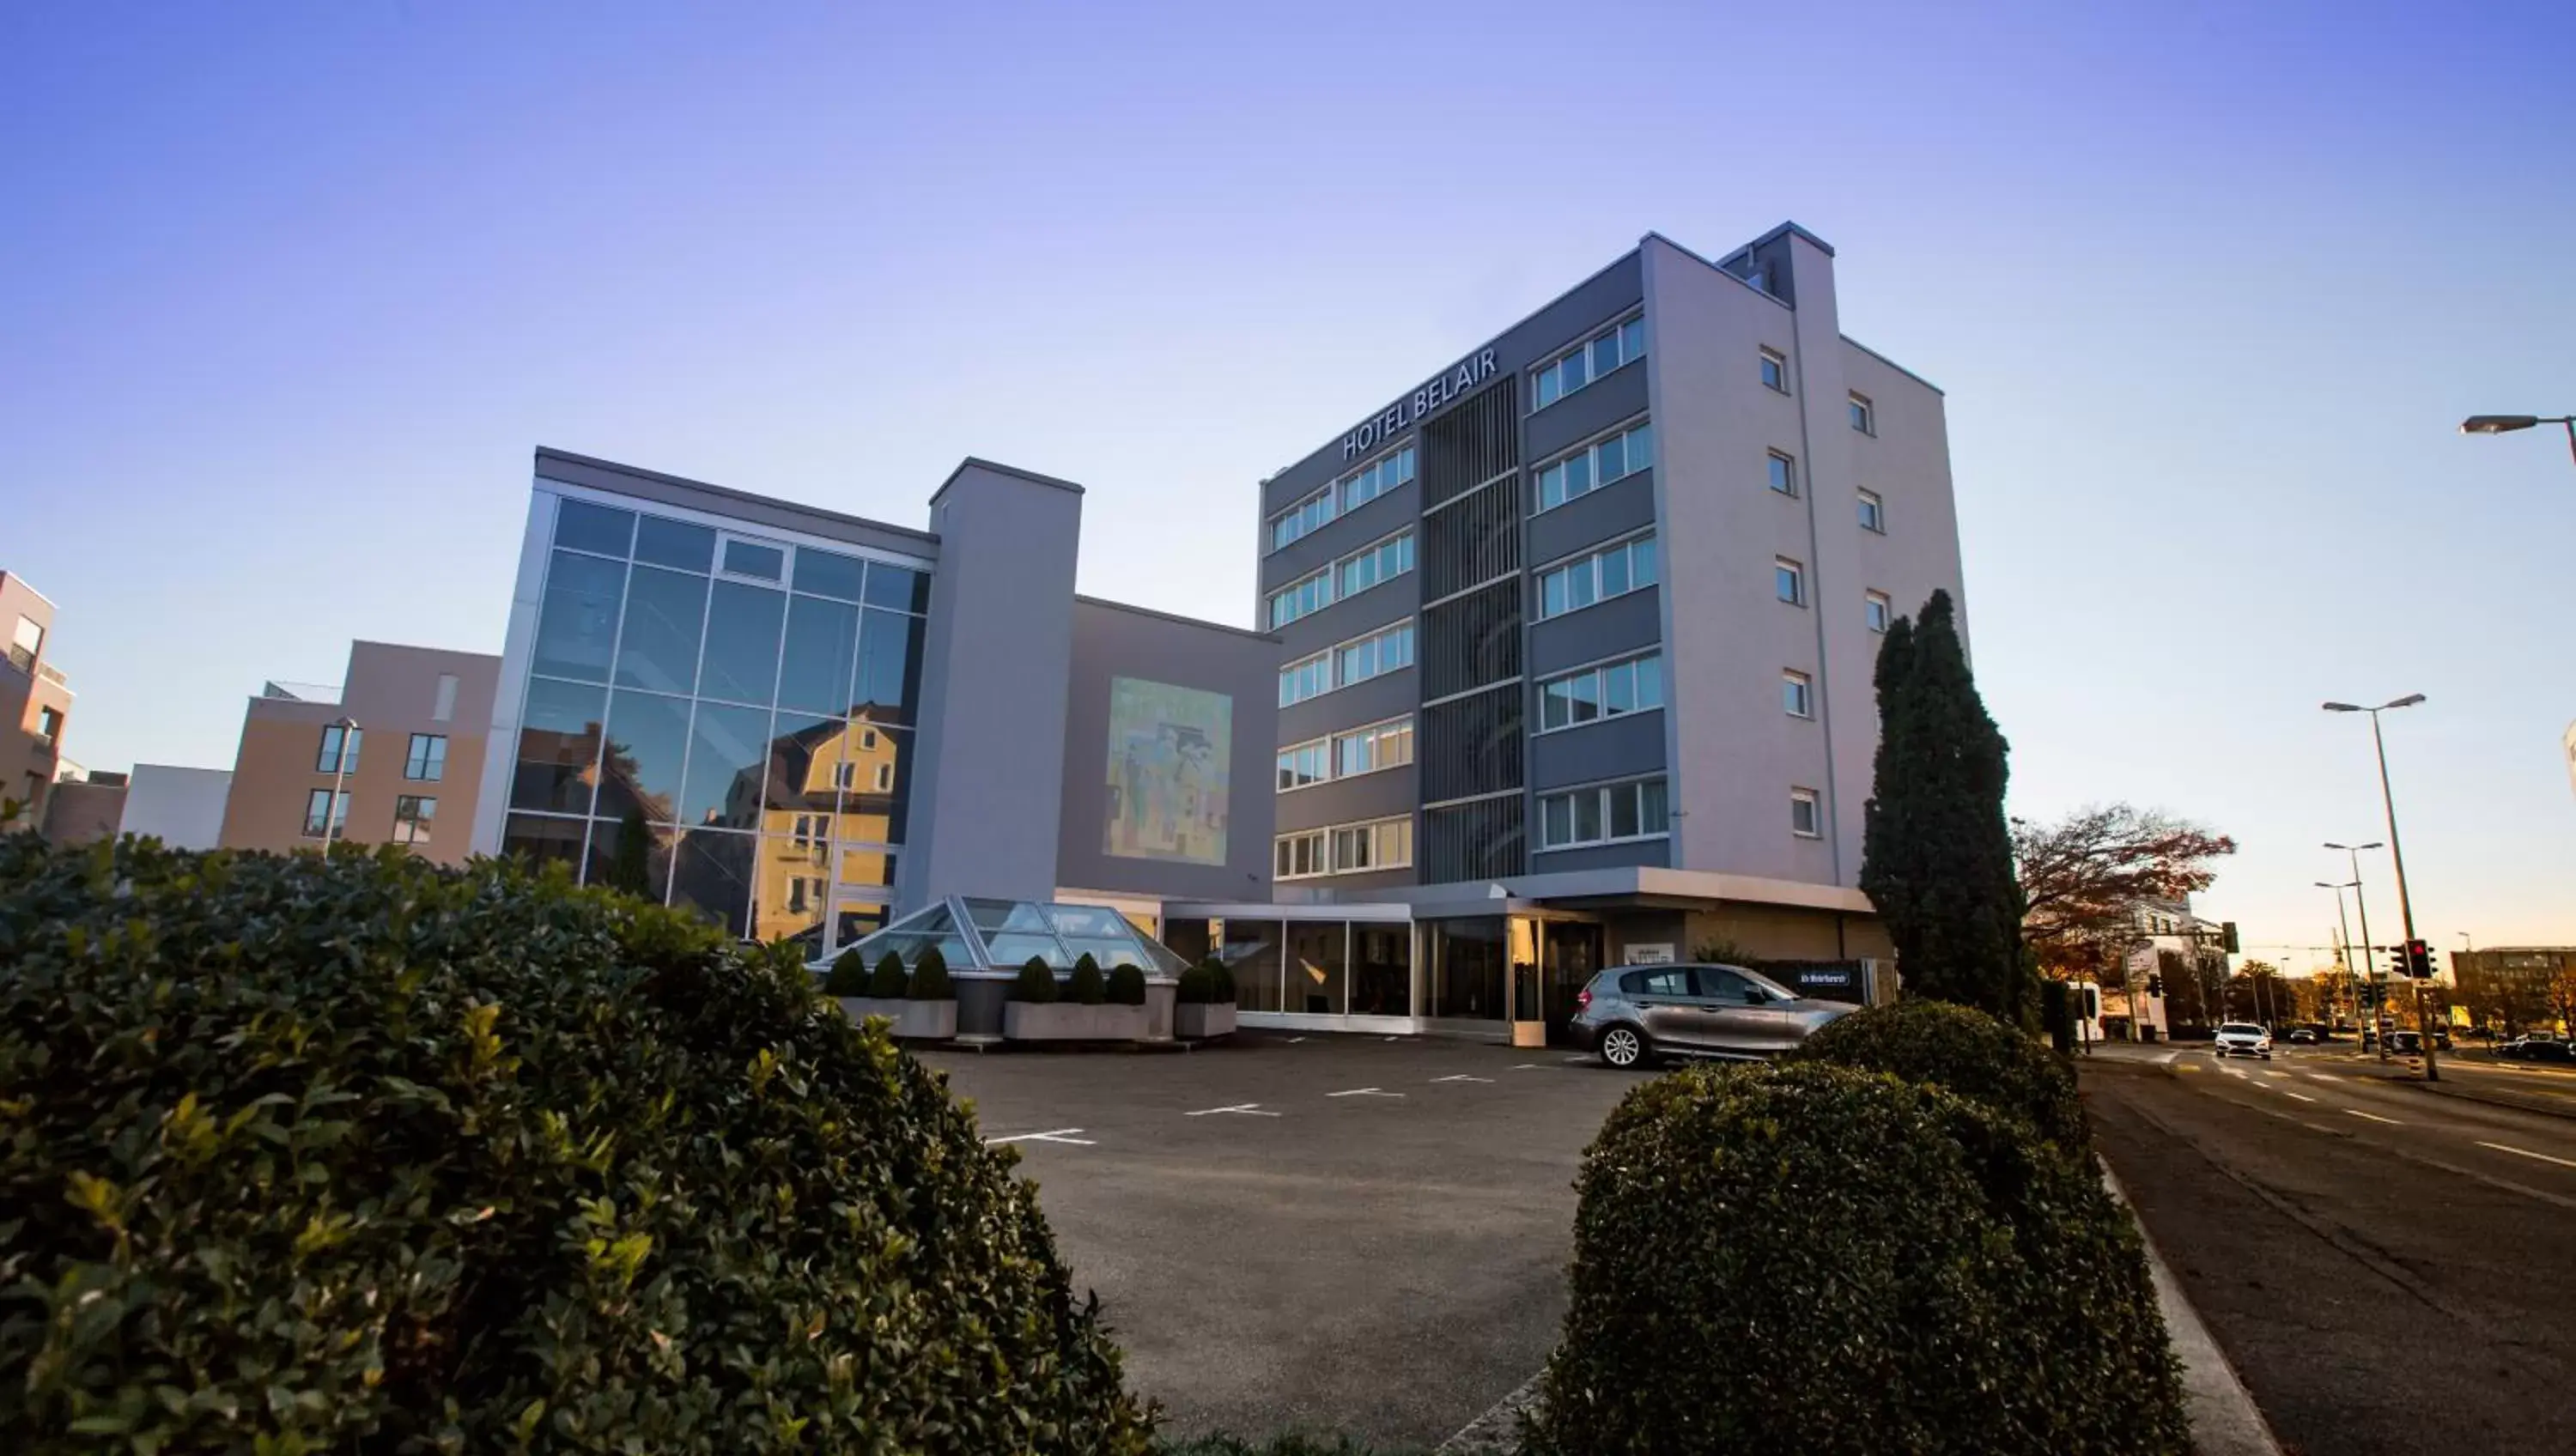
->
[432,673,459,723]
[720,537,786,580]
[392,795,436,846]
[873,762,893,792]
[1278,816,1413,878]
[1537,534,1659,619]
[1278,738,1328,792]
[1865,590,1893,634]
[1535,421,1655,513]
[1759,348,1788,393]
[833,761,855,789]
[9,615,42,672]
[1783,670,1814,719]
[1279,652,1332,707]
[1767,451,1797,497]
[33,706,63,747]
[1336,531,1416,600]
[1858,488,1885,533]
[1775,557,1805,606]
[1533,315,1647,410]
[1849,393,1876,435]
[1538,777,1670,850]
[1538,652,1664,732]
[1334,621,1414,688]
[301,789,349,839]
[1269,569,1332,628]
[1791,788,1823,838]
[1267,446,1417,554]
[316,724,361,775]
[1333,717,1414,778]
[404,733,447,782]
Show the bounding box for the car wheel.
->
[1598,1025,1650,1070]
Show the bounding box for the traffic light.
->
[2405,940,2433,978]
[2221,921,2240,954]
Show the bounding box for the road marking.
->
[1561,1054,1593,1065]
[1510,1063,1542,1070]
[2263,1070,2289,1079]
[2284,1092,2318,1103]
[984,1128,1097,1146]
[1384,1035,1401,1042]
[2478,1141,2576,1171]
[1184,1103,1280,1118]
[1287,1036,1308,1044]
[1326,1087,1404,1098]
[1431,1074,1497,1084]
[2345,1109,2402,1125]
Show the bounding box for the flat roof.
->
[535,446,942,548]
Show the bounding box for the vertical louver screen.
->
[1417,379,1528,882]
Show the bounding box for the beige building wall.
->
[219,641,500,865]
[1,571,74,829]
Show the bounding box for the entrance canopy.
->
[851,895,1191,976]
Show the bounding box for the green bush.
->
[1176,964,1218,1004]
[1106,963,1147,1006]
[1158,1436,1419,1456]
[1788,998,2088,1148]
[0,839,1151,1455]
[1014,956,1060,1003]
[823,945,869,996]
[1203,956,1237,1004]
[867,949,909,998]
[1068,954,1107,1006]
[908,952,955,1000]
[1522,1063,2183,1456]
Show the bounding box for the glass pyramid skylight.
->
[847,895,1190,976]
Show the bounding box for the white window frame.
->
[1531,313,1647,412]
[1274,829,1328,880]
[1858,488,1885,533]
[1535,777,1671,852]
[1265,444,1418,555]
[1333,621,1415,690]
[1267,483,1334,554]
[1279,815,1413,879]
[1331,715,1414,780]
[1276,737,1329,793]
[1783,670,1814,719]
[1759,348,1789,394]
[1535,652,1665,734]
[1534,419,1655,514]
[1767,450,1798,497]
[1849,392,1876,435]
[1334,528,1416,603]
[1865,590,1893,634]
[1775,556,1806,607]
[1268,567,1333,628]
[1791,787,1823,838]
[1535,532,1659,621]
[716,531,790,584]
[1279,651,1333,707]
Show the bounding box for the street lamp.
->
[2317,873,2378,1057]
[321,715,357,854]
[2459,413,2576,469]
[2324,694,2433,1078]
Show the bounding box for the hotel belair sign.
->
[1340,348,1499,459]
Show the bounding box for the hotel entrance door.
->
[1541,921,1605,1045]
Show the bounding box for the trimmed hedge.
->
[908,952,955,1000]
[1788,998,2089,1148]
[1522,1063,2184,1456]
[823,946,869,996]
[1068,955,1107,1006]
[0,838,1151,1455]
[867,949,909,998]
[1175,964,1223,1005]
[1107,964,1147,1007]
[1015,956,1060,1004]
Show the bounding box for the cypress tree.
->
[606,806,653,898]
[1859,591,2028,1021]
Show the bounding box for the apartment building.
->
[1,571,74,829]
[218,641,500,864]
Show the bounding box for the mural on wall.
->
[1103,676,1230,865]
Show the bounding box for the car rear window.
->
[1623,968,1692,998]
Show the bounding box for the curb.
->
[1435,1370,1540,1455]
[2099,1162,2286,1456]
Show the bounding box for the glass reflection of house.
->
[745,709,905,945]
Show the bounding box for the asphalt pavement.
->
[2083,1043,2576,1456]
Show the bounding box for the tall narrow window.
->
[1767,451,1797,497]
[392,795,436,846]
[404,733,447,782]
[1775,558,1806,606]
[1857,488,1885,533]
[302,789,349,838]
[1865,590,1893,634]
[1791,788,1823,838]
[316,724,361,774]
[1849,393,1876,434]
[1783,670,1814,719]
[1759,349,1789,393]
[432,672,459,723]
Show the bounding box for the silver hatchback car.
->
[1575,962,1856,1068]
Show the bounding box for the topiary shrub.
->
[1068,954,1107,1006]
[867,949,909,998]
[823,945,869,997]
[0,838,1151,1455]
[1788,998,2088,1148]
[1522,1062,2184,1456]
[1013,956,1060,1003]
[1205,956,1237,1004]
[908,952,954,1000]
[1106,963,1146,1006]
[1176,964,1217,1004]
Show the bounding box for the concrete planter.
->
[1172,1002,1237,1040]
[839,998,958,1040]
[1004,1002,1148,1042]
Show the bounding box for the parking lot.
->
[916,1033,1652,1447]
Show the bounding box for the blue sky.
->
[5,1,2571,965]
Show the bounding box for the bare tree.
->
[2013,804,2237,983]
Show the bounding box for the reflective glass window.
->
[502,812,586,871]
[1224,919,1285,1012]
[532,550,627,682]
[555,499,635,557]
[699,580,786,705]
[793,548,867,600]
[597,689,692,825]
[776,595,860,716]
[680,701,770,828]
[864,562,929,613]
[581,816,673,901]
[614,566,708,695]
[854,609,921,719]
[634,515,715,572]
[513,678,607,813]
[671,828,756,937]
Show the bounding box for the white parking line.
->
[1185,1103,1281,1118]
[2263,1071,2289,1079]
[984,1128,1097,1146]
[1561,1054,1592,1065]
[1287,1036,1308,1044]
[1326,1087,1404,1099]
[1431,1074,1497,1084]
[2477,1141,2576,1171]
[2346,1109,2402,1125]
[1511,1063,1543,1070]
[2284,1092,2318,1103]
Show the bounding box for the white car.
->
[2214,1022,2273,1059]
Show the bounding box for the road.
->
[2084,1043,2576,1456]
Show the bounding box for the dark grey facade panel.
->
[1527,587,1663,680]
[1524,363,1649,464]
[1528,712,1668,792]
[1269,579,1418,661]
[1258,251,1643,516]
[1528,837,1671,873]
[1273,768,1419,835]
[1277,670,1416,745]
[1257,481,1421,593]
[1526,472,1657,570]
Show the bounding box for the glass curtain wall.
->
[501,490,928,957]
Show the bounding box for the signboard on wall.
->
[1103,677,1231,866]
[1624,943,1676,965]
